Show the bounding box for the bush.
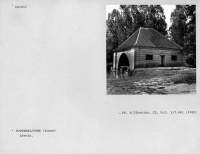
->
[186,54,196,68]
[106,62,113,72]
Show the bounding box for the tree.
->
[169,5,187,48]
[169,5,196,67]
[106,9,124,63]
[143,5,167,35]
[119,5,167,36]
[185,5,196,67]
[106,5,168,64]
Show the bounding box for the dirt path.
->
[164,83,196,94]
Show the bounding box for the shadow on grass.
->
[171,72,196,84]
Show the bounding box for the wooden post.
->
[115,52,117,71]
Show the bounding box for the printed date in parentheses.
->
[171,111,197,114]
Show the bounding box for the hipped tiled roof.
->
[114,27,182,52]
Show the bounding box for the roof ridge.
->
[113,29,139,51]
[134,27,141,46]
[148,28,157,47]
[150,28,183,49]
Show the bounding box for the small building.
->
[113,27,186,70]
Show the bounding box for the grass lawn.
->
[107,67,196,95]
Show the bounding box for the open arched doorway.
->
[118,53,129,70]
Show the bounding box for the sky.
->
[106,5,175,30]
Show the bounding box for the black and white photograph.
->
[0,1,199,154]
[106,5,196,95]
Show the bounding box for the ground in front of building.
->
[107,67,196,95]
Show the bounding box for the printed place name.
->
[12,129,56,137]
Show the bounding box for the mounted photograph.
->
[106,5,196,95]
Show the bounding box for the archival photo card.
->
[0,0,199,154]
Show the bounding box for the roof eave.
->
[113,46,182,52]
[113,28,140,52]
[137,46,182,50]
[113,46,135,53]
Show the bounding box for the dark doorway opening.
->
[161,55,165,67]
[118,53,129,70]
